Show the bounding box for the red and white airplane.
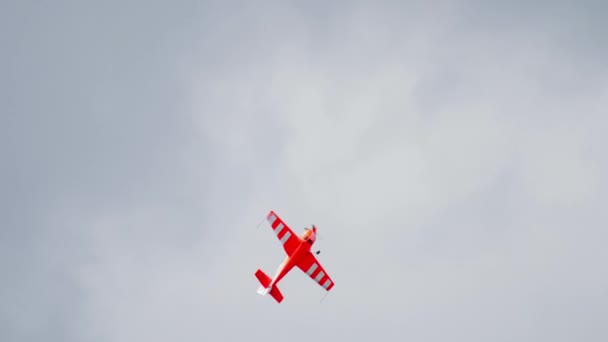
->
[255,210,335,303]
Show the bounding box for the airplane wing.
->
[266,210,301,256]
[297,251,335,291]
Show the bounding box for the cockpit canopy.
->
[303,227,317,244]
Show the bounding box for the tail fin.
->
[254,269,284,303]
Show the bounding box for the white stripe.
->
[314,271,325,283]
[267,213,277,226]
[274,223,284,235]
[279,231,291,245]
[306,263,318,276]
[322,279,332,289]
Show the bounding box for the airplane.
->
[254,210,335,303]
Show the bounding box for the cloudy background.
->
[2,1,607,341]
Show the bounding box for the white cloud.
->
[519,122,600,207]
[42,2,608,342]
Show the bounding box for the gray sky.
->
[2,1,607,341]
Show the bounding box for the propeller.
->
[304,225,323,240]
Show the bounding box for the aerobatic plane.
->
[255,210,335,303]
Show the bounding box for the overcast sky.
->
[2,1,607,341]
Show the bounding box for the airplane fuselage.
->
[269,236,314,288]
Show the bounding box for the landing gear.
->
[315,250,321,255]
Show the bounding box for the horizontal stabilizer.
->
[255,269,272,288]
[254,269,283,303]
[269,286,283,303]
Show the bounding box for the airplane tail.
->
[255,269,283,303]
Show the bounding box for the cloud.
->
[2,1,607,342]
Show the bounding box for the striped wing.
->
[297,251,335,291]
[266,211,301,256]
